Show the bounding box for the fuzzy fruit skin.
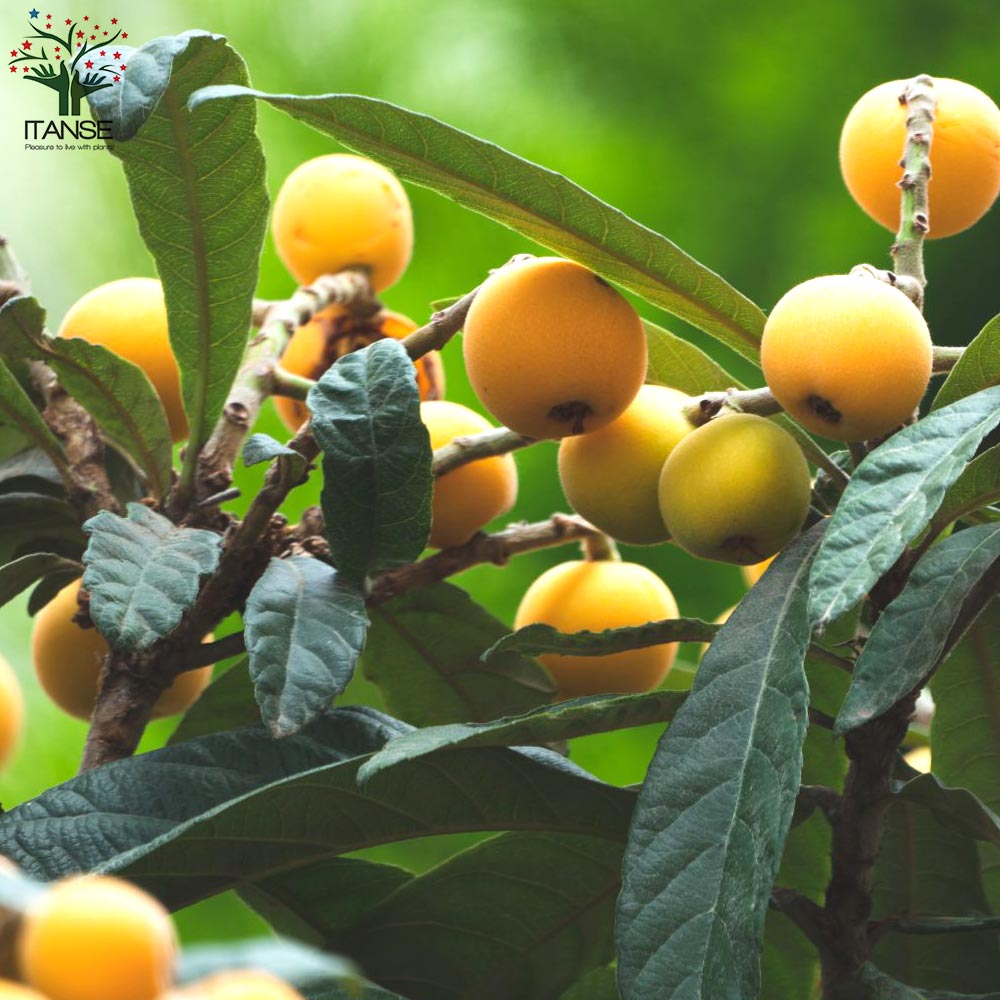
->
[658,414,811,565]
[462,257,646,439]
[741,556,774,588]
[760,275,932,442]
[31,579,213,722]
[840,77,1000,238]
[58,278,186,442]
[18,875,177,1000]
[422,401,517,549]
[558,385,692,545]
[274,306,443,432]
[513,560,678,699]
[0,983,48,999]
[272,154,413,290]
[0,655,22,773]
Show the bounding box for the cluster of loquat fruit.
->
[0,864,303,999]
[0,74,997,785]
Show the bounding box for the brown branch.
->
[771,887,831,954]
[432,427,534,477]
[367,514,602,607]
[682,386,782,427]
[181,269,374,512]
[798,784,842,825]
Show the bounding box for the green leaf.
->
[0,356,68,486]
[932,601,1000,905]
[0,297,172,498]
[485,617,716,662]
[0,448,63,497]
[615,522,822,1000]
[82,502,222,651]
[190,85,766,362]
[809,386,1000,630]
[331,833,620,1000]
[169,658,257,744]
[934,314,1000,411]
[310,340,432,584]
[872,779,1000,991]
[559,967,620,1000]
[177,938,358,989]
[858,965,1000,999]
[245,557,369,738]
[0,552,81,609]
[361,582,554,726]
[243,433,306,471]
[0,492,84,566]
[836,525,1000,734]
[933,445,1000,531]
[643,319,745,394]
[894,773,1000,850]
[358,690,686,785]
[0,708,634,910]
[91,33,269,469]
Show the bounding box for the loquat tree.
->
[0,26,998,1000]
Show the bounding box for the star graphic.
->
[22,40,31,49]
[28,9,39,18]
[93,23,99,29]
[85,59,93,68]
[112,50,120,58]
[54,45,59,50]
[83,14,89,20]
[103,31,107,35]
[121,32,127,38]
[45,23,51,29]
[8,66,16,74]
[65,17,71,23]
[9,49,16,57]
[99,49,105,55]
[22,66,28,72]
[118,62,125,69]
[90,34,96,39]
[54,53,59,59]
[110,17,117,23]
[76,29,83,37]
[113,74,119,81]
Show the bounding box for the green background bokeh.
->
[0,0,997,943]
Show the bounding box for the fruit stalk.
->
[891,75,937,307]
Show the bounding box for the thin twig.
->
[682,386,781,426]
[432,427,535,477]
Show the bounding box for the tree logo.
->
[8,9,130,117]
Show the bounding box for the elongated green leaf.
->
[91,33,268,464]
[485,617,715,663]
[934,445,1000,531]
[0,296,172,497]
[859,965,1000,999]
[82,502,222,651]
[894,773,1000,849]
[0,708,634,910]
[243,433,306,471]
[310,340,432,584]
[616,522,822,1000]
[0,552,81,609]
[362,582,554,726]
[872,780,1000,991]
[169,658,257,744]
[932,601,1000,906]
[178,938,357,988]
[191,85,766,361]
[836,525,1000,734]
[810,387,1000,630]
[245,557,369,737]
[0,357,67,483]
[643,319,744,394]
[335,833,620,1000]
[358,690,686,785]
[934,315,1000,411]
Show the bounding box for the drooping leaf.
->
[243,433,307,471]
[361,582,554,726]
[245,557,369,738]
[893,773,1000,850]
[90,33,269,466]
[169,658,258,744]
[358,689,686,785]
[177,938,358,988]
[872,778,1000,991]
[836,525,1000,734]
[809,386,1000,630]
[933,314,1000,411]
[615,522,822,1000]
[0,708,634,910]
[484,617,716,663]
[331,833,621,1000]
[933,445,1000,532]
[310,340,432,584]
[932,601,1000,906]
[643,319,745,394]
[0,354,68,487]
[0,448,63,497]
[190,85,766,361]
[0,552,81,609]
[0,296,172,497]
[0,492,83,566]
[82,502,222,651]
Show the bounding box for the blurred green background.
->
[1,0,998,943]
